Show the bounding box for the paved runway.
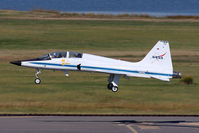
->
[0,116,199,133]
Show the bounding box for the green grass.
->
[0,19,199,51]
[0,18,199,114]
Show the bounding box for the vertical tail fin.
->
[138,41,173,81]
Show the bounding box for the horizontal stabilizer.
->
[151,76,170,81]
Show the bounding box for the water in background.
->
[1,0,199,16]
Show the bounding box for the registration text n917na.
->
[10,41,181,92]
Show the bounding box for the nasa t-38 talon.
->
[10,41,181,92]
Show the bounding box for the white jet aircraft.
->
[10,41,181,92]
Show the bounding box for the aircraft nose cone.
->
[10,61,21,66]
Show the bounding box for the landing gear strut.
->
[107,74,120,92]
[35,69,41,84]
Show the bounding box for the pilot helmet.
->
[54,53,57,57]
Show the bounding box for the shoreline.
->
[61,11,199,17]
[1,9,199,17]
[0,9,199,22]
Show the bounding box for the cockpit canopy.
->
[49,51,67,58]
[38,51,83,60]
[69,51,82,58]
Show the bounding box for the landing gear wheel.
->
[35,78,41,84]
[112,86,118,92]
[107,83,113,90]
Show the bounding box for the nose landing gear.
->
[35,69,41,84]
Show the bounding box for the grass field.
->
[0,12,199,114]
[1,18,199,51]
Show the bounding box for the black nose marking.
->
[10,61,21,66]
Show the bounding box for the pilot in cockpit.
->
[58,53,62,58]
[53,52,57,58]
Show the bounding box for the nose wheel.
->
[35,69,41,84]
[35,78,41,84]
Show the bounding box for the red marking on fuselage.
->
[160,52,167,57]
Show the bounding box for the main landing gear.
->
[107,83,118,92]
[107,74,120,92]
[34,69,41,84]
